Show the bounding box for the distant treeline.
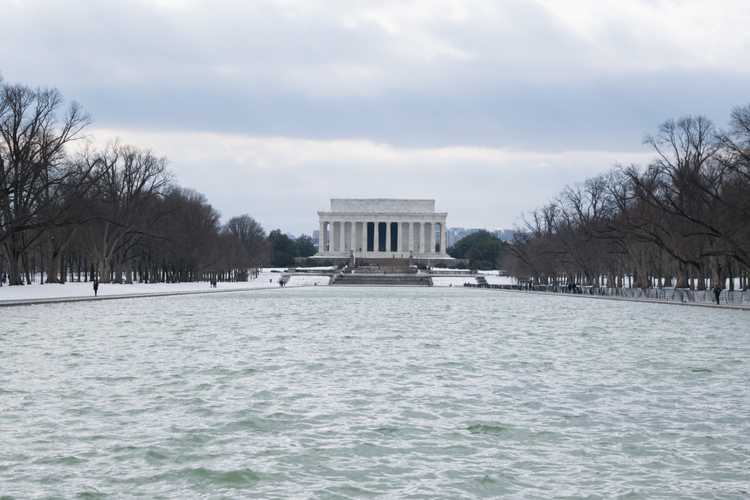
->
[505,107,750,290]
[0,78,313,286]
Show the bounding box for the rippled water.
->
[1,287,749,499]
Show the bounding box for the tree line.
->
[0,78,313,286]
[505,106,750,291]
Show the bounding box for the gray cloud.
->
[89,128,653,234]
[2,0,749,232]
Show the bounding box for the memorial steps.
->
[332,274,432,286]
[351,257,414,273]
[332,258,432,286]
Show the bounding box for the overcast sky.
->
[2,0,749,234]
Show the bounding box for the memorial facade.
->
[316,199,452,260]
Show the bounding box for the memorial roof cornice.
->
[318,211,447,217]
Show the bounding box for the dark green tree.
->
[295,234,317,258]
[448,230,507,270]
[268,229,297,267]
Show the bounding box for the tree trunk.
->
[675,265,688,288]
[98,260,112,284]
[633,268,649,289]
[22,251,32,284]
[59,253,66,284]
[6,247,23,285]
[46,250,59,283]
[697,273,706,290]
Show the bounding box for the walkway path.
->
[467,285,750,311]
[0,285,291,308]
[0,273,333,308]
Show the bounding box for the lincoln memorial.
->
[316,198,452,260]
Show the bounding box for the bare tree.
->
[0,82,90,284]
[225,214,268,271]
[81,142,170,283]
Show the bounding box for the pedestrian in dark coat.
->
[713,284,722,305]
[93,280,99,297]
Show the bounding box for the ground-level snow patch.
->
[431,276,478,287]
[286,275,330,287]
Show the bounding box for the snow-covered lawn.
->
[0,272,290,303]
[430,268,474,274]
[430,275,516,287]
[485,275,517,285]
[431,276,478,287]
[286,275,330,286]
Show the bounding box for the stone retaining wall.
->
[465,284,750,306]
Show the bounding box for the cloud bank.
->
[2,0,749,232]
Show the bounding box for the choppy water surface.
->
[1,288,749,499]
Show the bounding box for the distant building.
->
[499,229,515,242]
[315,198,452,259]
[446,227,481,247]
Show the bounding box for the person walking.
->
[713,283,722,305]
[93,279,99,297]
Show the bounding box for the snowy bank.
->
[0,272,294,303]
[431,277,478,287]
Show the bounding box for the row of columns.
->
[319,220,447,255]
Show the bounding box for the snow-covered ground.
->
[431,276,478,287]
[286,275,330,286]
[430,268,474,274]
[430,275,516,287]
[0,272,299,303]
[485,275,517,285]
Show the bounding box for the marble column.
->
[361,222,367,253]
[339,221,343,252]
[429,222,436,254]
[350,221,356,254]
[385,221,391,253]
[375,221,381,253]
[319,220,325,254]
[440,221,447,254]
[338,221,343,252]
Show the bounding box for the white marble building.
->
[316,199,452,259]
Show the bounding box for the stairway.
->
[332,257,431,286]
[333,273,432,286]
[354,257,414,274]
